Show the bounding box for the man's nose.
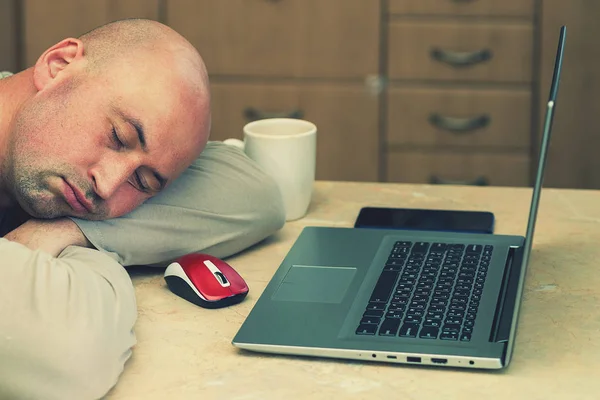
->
[90,157,138,200]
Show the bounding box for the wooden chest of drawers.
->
[384,0,536,187]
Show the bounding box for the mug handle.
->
[223,138,245,151]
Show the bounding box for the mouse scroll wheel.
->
[214,272,229,285]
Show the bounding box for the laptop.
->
[232,26,566,369]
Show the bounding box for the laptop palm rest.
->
[271,265,357,304]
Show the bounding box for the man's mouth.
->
[62,179,93,213]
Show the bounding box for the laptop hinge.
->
[489,246,523,343]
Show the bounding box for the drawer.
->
[210,81,380,182]
[387,87,531,149]
[389,0,535,18]
[386,151,530,186]
[167,0,380,78]
[388,22,533,83]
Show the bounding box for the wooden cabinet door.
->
[22,0,160,67]
[166,0,380,78]
[539,1,600,189]
[0,0,18,71]
[210,82,380,182]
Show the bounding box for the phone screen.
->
[354,207,495,234]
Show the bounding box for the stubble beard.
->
[9,163,66,218]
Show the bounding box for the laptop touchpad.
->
[272,265,357,304]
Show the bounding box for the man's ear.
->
[32,38,85,91]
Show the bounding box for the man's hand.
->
[4,218,92,257]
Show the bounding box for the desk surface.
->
[107,181,600,400]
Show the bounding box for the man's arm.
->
[0,238,137,399]
[70,141,286,266]
[4,218,90,257]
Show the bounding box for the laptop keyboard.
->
[355,241,493,342]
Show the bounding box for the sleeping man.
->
[0,18,284,399]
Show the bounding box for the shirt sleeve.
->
[0,238,136,399]
[69,141,286,267]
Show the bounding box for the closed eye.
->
[112,127,126,150]
[133,172,151,193]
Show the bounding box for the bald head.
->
[2,19,213,220]
[79,19,211,135]
[79,19,208,78]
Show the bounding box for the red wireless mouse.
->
[164,253,249,309]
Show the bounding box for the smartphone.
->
[354,207,495,234]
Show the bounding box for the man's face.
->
[5,56,206,220]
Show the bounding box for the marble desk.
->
[106,181,600,400]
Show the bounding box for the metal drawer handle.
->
[429,113,490,133]
[431,48,492,67]
[244,107,304,121]
[430,175,489,186]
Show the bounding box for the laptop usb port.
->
[407,356,421,363]
[431,358,448,364]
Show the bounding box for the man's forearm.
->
[3,218,92,258]
[71,142,286,267]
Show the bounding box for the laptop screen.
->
[521,25,566,272]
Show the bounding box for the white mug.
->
[224,118,317,221]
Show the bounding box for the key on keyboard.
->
[355,241,494,342]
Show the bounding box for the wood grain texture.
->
[22,0,159,67]
[0,0,18,71]
[388,0,535,17]
[538,1,600,189]
[166,0,380,78]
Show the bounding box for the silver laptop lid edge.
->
[504,25,566,364]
